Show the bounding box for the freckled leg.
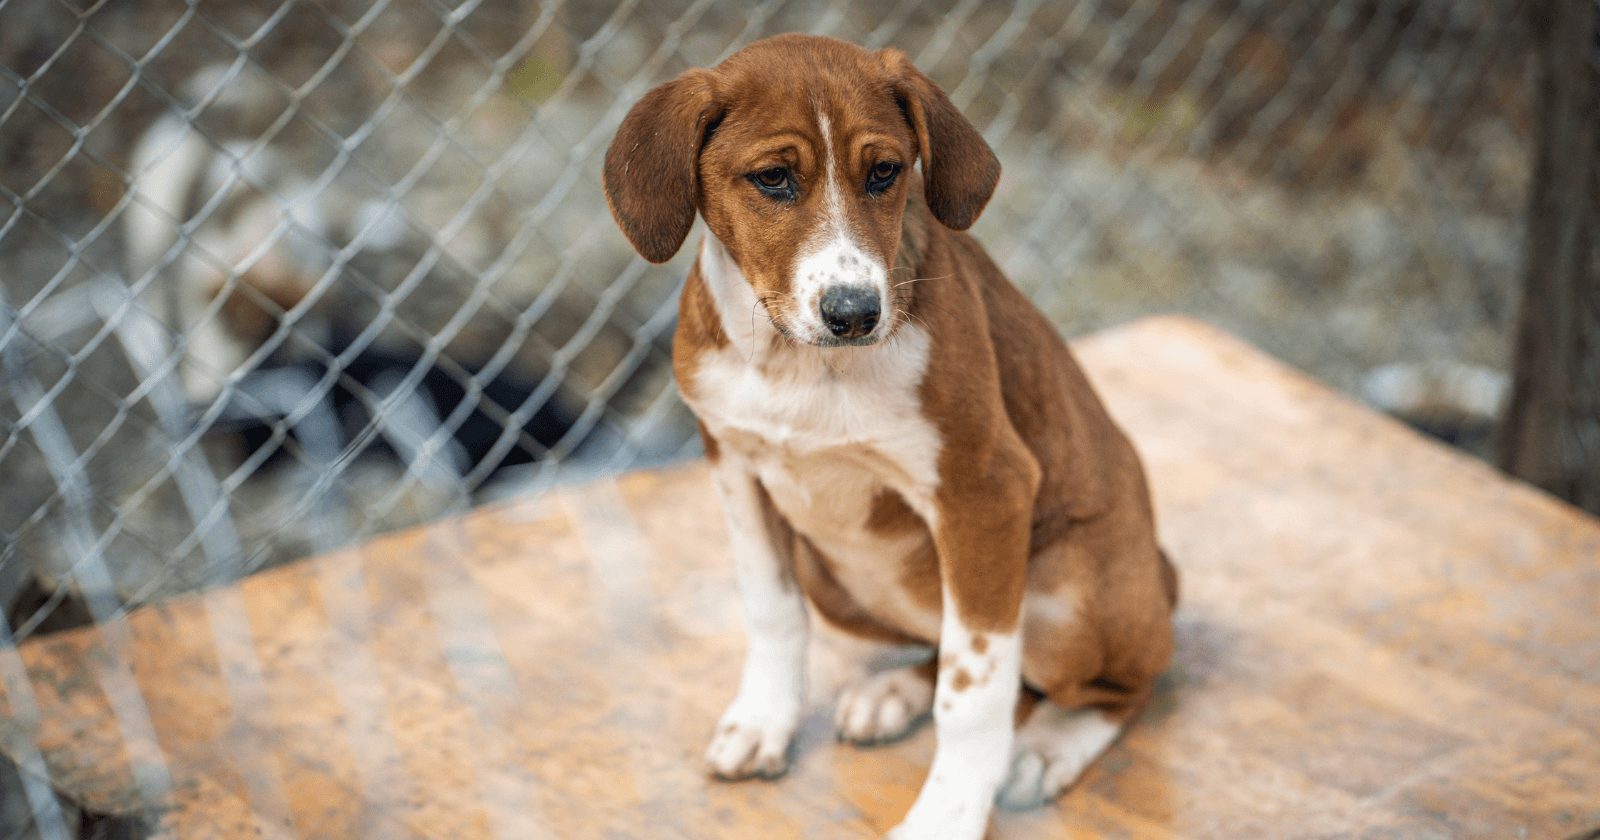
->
[890,613,1022,840]
[888,455,1035,840]
[704,460,809,780]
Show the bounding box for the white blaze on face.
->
[791,111,889,342]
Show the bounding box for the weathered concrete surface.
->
[2,317,1596,838]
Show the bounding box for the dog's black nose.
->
[818,286,880,339]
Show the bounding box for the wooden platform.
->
[2,316,1597,839]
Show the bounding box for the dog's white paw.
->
[835,665,933,745]
[885,793,990,840]
[995,704,1123,810]
[704,696,800,780]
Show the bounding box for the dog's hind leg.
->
[1002,532,1172,808]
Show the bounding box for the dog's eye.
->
[748,167,796,200]
[866,161,901,195]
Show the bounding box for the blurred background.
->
[2,0,1591,833]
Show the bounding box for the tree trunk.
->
[1497,0,1600,515]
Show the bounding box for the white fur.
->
[703,457,809,779]
[1023,585,1081,629]
[890,613,1020,840]
[125,113,210,277]
[997,705,1123,809]
[125,114,244,402]
[786,112,889,342]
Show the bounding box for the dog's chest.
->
[688,329,940,505]
[688,333,944,637]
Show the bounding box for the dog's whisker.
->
[893,272,953,289]
[894,306,932,334]
[747,298,763,362]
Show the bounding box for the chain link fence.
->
[1,0,1532,833]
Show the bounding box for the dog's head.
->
[603,34,999,346]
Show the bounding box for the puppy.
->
[603,34,1176,839]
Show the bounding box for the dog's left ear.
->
[603,70,717,263]
[881,49,1000,231]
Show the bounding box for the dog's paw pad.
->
[704,711,797,780]
[834,665,934,745]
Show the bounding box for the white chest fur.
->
[691,333,939,519]
[688,236,944,637]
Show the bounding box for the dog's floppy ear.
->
[603,70,717,263]
[881,50,1000,231]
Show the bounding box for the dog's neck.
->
[697,195,931,370]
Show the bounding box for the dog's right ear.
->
[603,70,717,263]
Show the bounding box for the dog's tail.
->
[1158,548,1179,611]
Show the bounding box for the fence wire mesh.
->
[0,0,1533,834]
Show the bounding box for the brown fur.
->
[606,34,1174,723]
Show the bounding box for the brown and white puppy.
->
[604,35,1176,839]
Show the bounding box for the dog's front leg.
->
[704,457,808,780]
[889,445,1038,840]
